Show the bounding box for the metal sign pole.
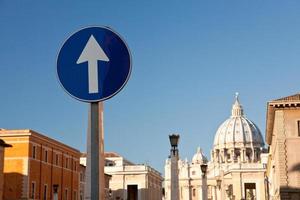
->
[86,102,104,200]
[91,102,99,200]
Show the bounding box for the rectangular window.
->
[74,190,77,200]
[45,150,48,162]
[65,188,68,200]
[80,172,83,182]
[31,182,35,198]
[32,146,36,159]
[43,184,47,200]
[74,161,77,171]
[298,121,300,136]
[244,183,256,200]
[66,158,68,168]
[56,154,59,165]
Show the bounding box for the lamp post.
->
[216,179,221,190]
[169,134,180,200]
[216,179,221,200]
[53,184,59,200]
[200,164,208,200]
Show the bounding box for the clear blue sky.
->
[1,1,300,173]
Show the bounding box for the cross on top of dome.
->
[232,92,244,117]
[235,92,239,101]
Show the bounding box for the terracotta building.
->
[79,164,86,200]
[0,129,81,200]
[0,138,11,200]
[266,93,300,199]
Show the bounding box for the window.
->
[66,158,68,168]
[193,188,196,197]
[298,121,300,136]
[80,172,83,182]
[32,146,36,159]
[56,154,59,165]
[74,190,77,200]
[43,184,48,200]
[80,190,83,200]
[65,188,68,200]
[244,183,256,200]
[31,182,35,198]
[45,150,48,162]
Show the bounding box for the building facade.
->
[104,152,163,200]
[79,163,86,200]
[265,94,300,200]
[0,138,11,200]
[79,154,111,200]
[0,129,81,200]
[164,94,268,200]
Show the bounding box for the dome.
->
[213,93,264,150]
[192,147,208,164]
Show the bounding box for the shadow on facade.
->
[291,163,300,172]
[280,162,300,199]
[3,172,27,200]
[111,188,150,200]
[279,186,300,199]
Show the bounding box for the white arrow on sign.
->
[77,35,109,94]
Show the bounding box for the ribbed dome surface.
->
[213,93,264,149]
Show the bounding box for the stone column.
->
[231,149,235,162]
[169,134,180,200]
[202,173,208,200]
[220,171,225,200]
[220,150,224,163]
[241,148,246,163]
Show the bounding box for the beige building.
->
[104,152,163,200]
[165,94,268,200]
[79,153,111,200]
[266,93,300,200]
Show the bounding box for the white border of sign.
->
[56,25,132,103]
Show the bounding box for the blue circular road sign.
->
[57,26,132,102]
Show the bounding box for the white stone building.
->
[165,94,268,200]
[81,152,163,200]
[105,152,163,200]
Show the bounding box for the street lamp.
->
[168,134,180,200]
[216,179,222,190]
[200,164,208,200]
[169,134,180,155]
[200,164,208,174]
